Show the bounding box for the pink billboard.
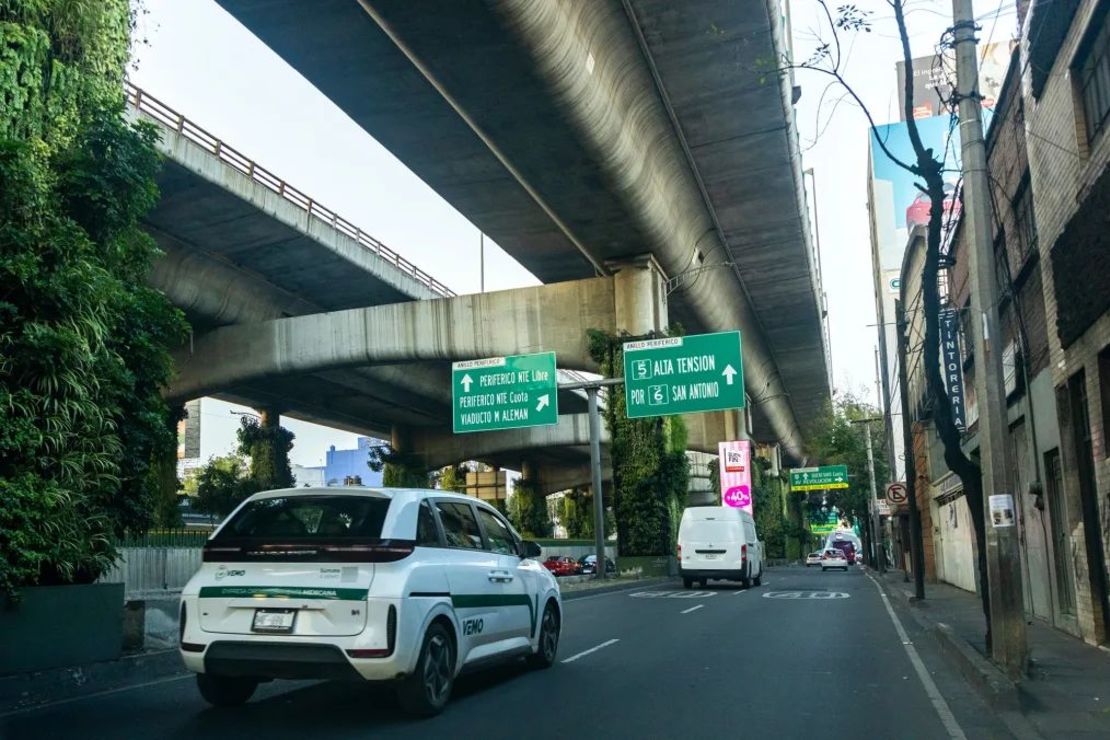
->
[719,440,753,514]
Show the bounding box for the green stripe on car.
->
[450,593,536,635]
[199,586,369,600]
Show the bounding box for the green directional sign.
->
[790,465,850,491]
[452,352,558,433]
[623,331,744,419]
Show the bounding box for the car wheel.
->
[196,674,258,707]
[527,601,560,669]
[683,577,693,589]
[397,622,455,717]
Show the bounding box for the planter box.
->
[1,583,124,675]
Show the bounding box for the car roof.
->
[243,486,489,507]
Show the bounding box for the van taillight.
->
[677,544,682,559]
[741,544,748,562]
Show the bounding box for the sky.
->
[129,0,1016,465]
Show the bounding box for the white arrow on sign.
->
[536,394,550,412]
[460,374,473,393]
[722,364,738,386]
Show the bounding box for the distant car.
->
[829,540,857,565]
[821,549,849,572]
[579,555,616,576]
[543,556,582,577]
[805,551,824,567]
[905,182,960,230]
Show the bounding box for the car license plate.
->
[703,553,721,560]
[252,609,296,633]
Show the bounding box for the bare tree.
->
[783,0,991,645]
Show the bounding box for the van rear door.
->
[682,517,742,570]
[196,493,408,638]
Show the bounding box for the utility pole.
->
[479,232,485,293]
[952,0,1027,677]
[852,417,885,573]
[895,299,925,599]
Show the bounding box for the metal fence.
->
[98,530,208,598]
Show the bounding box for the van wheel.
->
[398,622,455,717]
[527,601,560,669]
[196,674,257,707]
[753,571,762,587]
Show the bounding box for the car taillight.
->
[741,544,747,562]
[677,544,683,559]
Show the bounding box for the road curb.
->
[870,573,1023,713]
[928,620,1022,711]
[561,577,673,601]
[0,649,187,715]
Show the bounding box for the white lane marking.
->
[0,674,192,718]
[762,591,850,600]
[735,589,749,596]
[561,638,620,664]
[680,604,704,614]
[629,590,716,599]
[866,572,967,740]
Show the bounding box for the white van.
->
[180,487,561,716]
[677,506,763,588]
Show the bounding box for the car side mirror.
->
[521,540,543,559]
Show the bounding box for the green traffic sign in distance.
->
[622,331,744,419]
[789,465,850,491]
[452,352,559,433]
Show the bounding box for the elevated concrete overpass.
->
[215,0,831,461]
[130,85,601,485]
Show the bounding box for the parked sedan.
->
[805,551,824,567]
[543,556,582,577]
[579,554,616,575]
[821,549,850,572]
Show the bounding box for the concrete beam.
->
[410,413,598,470]
[169,273,626,403]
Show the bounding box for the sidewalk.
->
[876,569,1110,737]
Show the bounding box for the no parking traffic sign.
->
[886,482,908,505]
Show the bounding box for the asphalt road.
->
[0,567,1016,739]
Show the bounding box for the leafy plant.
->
[192,455,257,519]
[0,0,187,594]
[587,329,689,556]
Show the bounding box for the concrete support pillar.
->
[520,460,537,482]
[391,425,410,454]
[606,254,668,335]
[257,407,280,429]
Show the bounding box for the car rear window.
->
[216,495,391,540]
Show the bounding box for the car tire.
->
[753,570,762,587]
[683,577,693,589]
[397,622,455,717]
[196,674,258,707]
[527,601,560,669]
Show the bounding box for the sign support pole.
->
[561,377,624,581]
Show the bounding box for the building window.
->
[1012,176,1037,258]
[1076,5,1110,142]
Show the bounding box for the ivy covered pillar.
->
[379,426,429,488]
[589,254,687,558]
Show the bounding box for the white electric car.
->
[179,487,562,716]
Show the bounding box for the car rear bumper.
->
[680,567,745,580]
[202,641,365,681]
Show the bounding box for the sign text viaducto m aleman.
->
[623,331,744,419]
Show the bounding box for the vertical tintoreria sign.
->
[939,309,967,430]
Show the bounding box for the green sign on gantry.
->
[622,331,744,419]
[452,352,559,433]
